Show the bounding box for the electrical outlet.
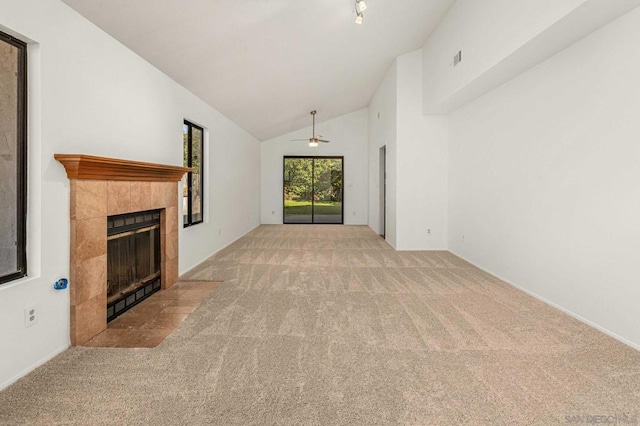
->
[427,229,431,235]
[218,229,221,236]
[462,234,466,243]
[24,305,38,328]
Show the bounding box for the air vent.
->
[454,50,462,66]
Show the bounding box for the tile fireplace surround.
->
[55,154,190,345]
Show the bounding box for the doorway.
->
[379,146,386,238]
[283,156,344,224]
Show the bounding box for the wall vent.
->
[453,50,462,66]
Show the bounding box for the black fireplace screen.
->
[107,210,161,322]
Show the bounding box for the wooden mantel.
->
[55,154,190,182]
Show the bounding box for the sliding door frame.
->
[283,156,344,225]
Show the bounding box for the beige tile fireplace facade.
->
[56,154,189,345]
[69,180,179,345]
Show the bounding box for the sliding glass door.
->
[283,156,343,224]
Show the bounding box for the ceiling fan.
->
[292,110,330,147]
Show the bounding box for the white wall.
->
[422,0,586,112]
[368,51,448,250]
[261,109,369,225]
[448,7,640,348]
[0,0,260,390]
[396,51,448,250]
[368,63,397,246]
[180,105,261,273]
[421,0,640,114]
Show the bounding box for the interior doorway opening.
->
[283,156,344,224]
[379,146,386,238]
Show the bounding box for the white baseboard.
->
[0,344,69,392]
[449,249,640,352]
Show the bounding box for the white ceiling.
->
[61,0,456,140]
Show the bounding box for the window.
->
[0,31,27,285]
[182,120,204,227]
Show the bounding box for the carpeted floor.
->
[1,225,639,425]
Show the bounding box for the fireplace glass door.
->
[107,210,161,321]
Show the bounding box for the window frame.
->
[183,120,204,228]
[0,31,28,285]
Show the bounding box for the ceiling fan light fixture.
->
[293,110,330,146]
[355,12,363,25]
[357,0,367,12]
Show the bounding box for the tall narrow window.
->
[0,31,27,284]
[182,120,204,227]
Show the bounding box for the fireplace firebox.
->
[107,210,162,322]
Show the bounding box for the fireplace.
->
[107,210,162,321]
[55,154,190,345]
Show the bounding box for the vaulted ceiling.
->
[61,0,456,140]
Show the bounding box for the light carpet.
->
[1,225,639,425]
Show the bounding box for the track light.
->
[354,0,366,24]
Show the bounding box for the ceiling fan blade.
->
[291,139,310,141]
[317,139,330,143]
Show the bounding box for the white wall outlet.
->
[272,210,275,215]
[24,305,38,328]
[427,229,431,235]
[462,234,466,243]
[218,229,221,236]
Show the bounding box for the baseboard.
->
[449,249,640,352]
[179,223,260,277]
[0,344,69,392]
[396,246,449,251]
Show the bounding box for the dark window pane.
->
[191,127,202,223]
[284,158,313,224]
[314,158,343,224]
[0,32,26,284]
[182,124,189,226]
[183,120,204,227]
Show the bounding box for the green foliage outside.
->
[284,158,342,202]
[183,125,202,174]
[183,124,203,215]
